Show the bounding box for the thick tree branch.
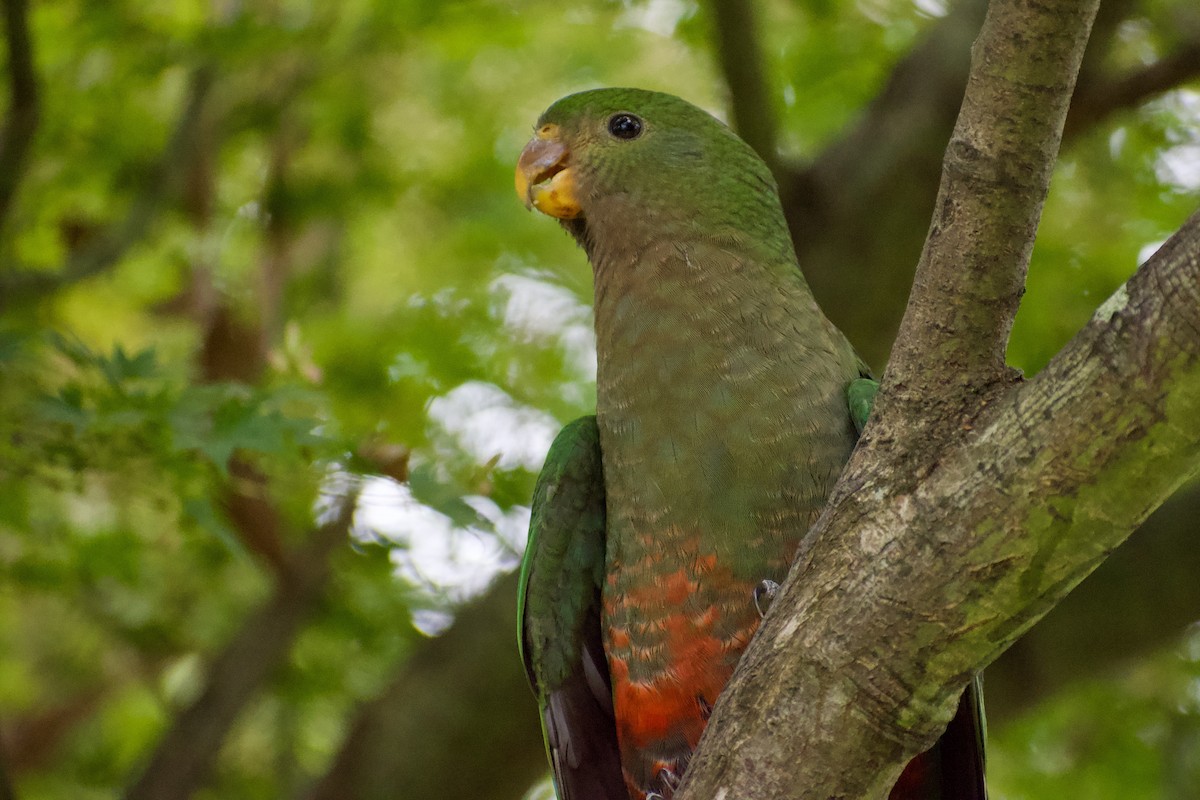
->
[987,482,1200,722]
[0,67,212,308]
[123,495,357,800]
[883,0,1099,426]
[678,199,1200,797]
[703,0,779,168]
[0,0,38,234]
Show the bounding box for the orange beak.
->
[515,124,582,219]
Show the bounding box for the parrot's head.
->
[516,88,782,250]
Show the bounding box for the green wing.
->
[847,375,879,436]
[518,417,625,800]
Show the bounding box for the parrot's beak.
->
[516,124,582,219]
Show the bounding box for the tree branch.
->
[783,0,983,363]
[678,199,1200,797]
[785,0,1200,366]
[882,0,1099,426]
[1066,39,1200,140]
[987,482,1200,722]
[0,66,212,308]
[4,687,105,774]
[123,494,357,800]
[702,0,779,168]
[0,0,39,235]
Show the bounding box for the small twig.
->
[703,0,779,169]
[0,0,40,233]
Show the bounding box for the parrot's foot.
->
[646,767,681,800]
[754,579,780,618]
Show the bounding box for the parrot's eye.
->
[607,113,643,140]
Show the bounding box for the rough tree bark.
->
[987,487,1200,720]
[677,0,1200,797]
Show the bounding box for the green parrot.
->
[515,88,984,800]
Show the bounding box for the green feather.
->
[848,376,880,435]
[518,416,605,686]
[519,416,624,800]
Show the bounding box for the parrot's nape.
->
[516,88,986,800]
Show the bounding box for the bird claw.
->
[754,579,780,617]
[646,767,681,800]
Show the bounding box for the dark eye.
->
[607,113,643,140]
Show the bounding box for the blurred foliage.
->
[990,625,1200,799]
[0,0,1198,798]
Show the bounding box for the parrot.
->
[515,88,985,800]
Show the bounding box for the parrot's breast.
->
[591,237,860,799]
[602,535,771,797]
